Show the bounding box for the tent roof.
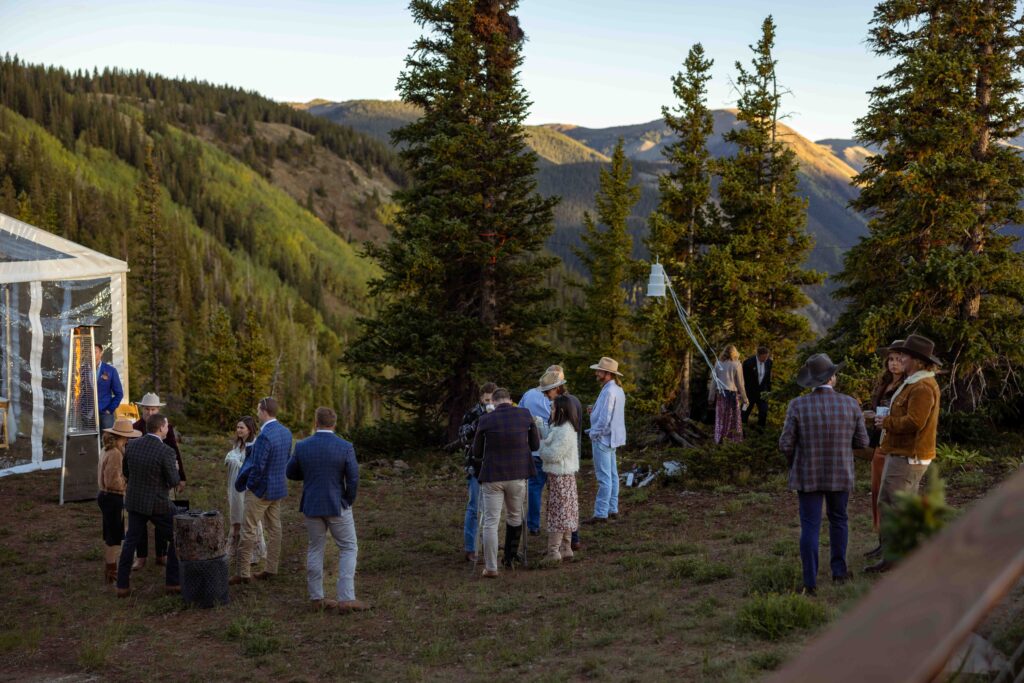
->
[0,212,128,284]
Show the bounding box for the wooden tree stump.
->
[173,511,225,561]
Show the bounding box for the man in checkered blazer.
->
[779,353,869,595]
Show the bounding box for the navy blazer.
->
[286,431,359,517]
[235,419,292,500]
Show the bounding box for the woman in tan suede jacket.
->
[866,334,942,573]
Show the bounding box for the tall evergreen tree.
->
[237,309,274,415]
[715,16,821,371]
[640,43,722,418]
[345,0,558,440]
[189,307,237,429]
[567,139,640,392]
[828,0,1024,410]
[130,140,176,393]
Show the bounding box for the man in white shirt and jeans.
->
[583,357,627,524]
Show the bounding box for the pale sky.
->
[0,0,885,141]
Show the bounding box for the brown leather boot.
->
[104,562,117,584]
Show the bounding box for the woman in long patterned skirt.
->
[711,345,748,444]
[536,395,580,564]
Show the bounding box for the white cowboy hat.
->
[538,370,566,392]
[589,357,623,376]
[136,392,166,408]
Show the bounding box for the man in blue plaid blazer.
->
[780,354,869,595]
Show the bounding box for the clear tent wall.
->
[0,212,129,474]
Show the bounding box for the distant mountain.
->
[816,139,880,173]
[300,99,870,330]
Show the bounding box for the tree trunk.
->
[173,511,225,561]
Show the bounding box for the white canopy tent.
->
[0,212,129,475]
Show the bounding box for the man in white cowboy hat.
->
[520,366,567,536]
[130,392,185,571]
[583,357,626,525]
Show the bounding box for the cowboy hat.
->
[589,357,623,376]
[538,370,566,392]
[876,339,905,358]
[136,392,165,407]
[103,417,142,438]
[796,353,841,388]
[886,334,943,367]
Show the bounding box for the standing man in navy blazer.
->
[287,406,367,612]
[231,396,291,584]
[94,344,123,430]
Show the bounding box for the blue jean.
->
[463,476,480,552]
[797,491,850,589]
[527,456,547,532]
[592,441,619,519]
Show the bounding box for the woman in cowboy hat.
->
[863,340,906,558]
[96,418,141,584]
[866,334,942,573]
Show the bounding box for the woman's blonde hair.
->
[719,344,740,362]
[102,432,127,451]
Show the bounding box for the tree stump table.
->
[173,510,229,607]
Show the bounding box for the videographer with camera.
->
[457,382,497,563]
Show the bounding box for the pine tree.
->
[344,0,558,441]
[129,140,177,393]
[640,44,722,418]
[189,307,238,428]
[828,0,1024,410]
[567,139,639,391]
[715,16,822,371]
[236,309,274,417]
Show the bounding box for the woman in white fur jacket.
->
[535,395,580,563]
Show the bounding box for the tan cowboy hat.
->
[104,417,142,438]
[538,369,566,392]
[796,353,841,388]
[589,357,623,376]
[136,392,166,408]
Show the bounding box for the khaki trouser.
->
[481,479,526,572]
[238,491,282,578]
[878,454,929,546]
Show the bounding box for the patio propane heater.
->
[60,325,102,504]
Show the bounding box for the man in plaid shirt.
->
[780,353,869,595]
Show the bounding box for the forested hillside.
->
[0,57,404,428]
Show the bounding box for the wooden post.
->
[173,511,225,561]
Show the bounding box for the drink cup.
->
[876,406,890,418]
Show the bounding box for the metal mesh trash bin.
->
[174,510,229,608]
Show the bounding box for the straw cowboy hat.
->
[589,357,623,376]
[886,334,943,367]
[103,417,142,438]
[136,392,166,407]
[796,353,841,388]
[538,369,566,392]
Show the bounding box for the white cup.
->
[876,406,890,418]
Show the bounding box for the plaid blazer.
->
[123,434,181,516]
[472,404,539,484]
[779,388,869,492]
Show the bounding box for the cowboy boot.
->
[541,532,562,564]
[104,562,117,584]
[559,531,574,561]
[502,524,523,569]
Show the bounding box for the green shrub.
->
[348,419,443,459]
[882,469,956,562]
[744,557,801,595]
[934,443,991,475]
[736,593,830,640]
[669,557,734,584]
[668,431,785,487]
[225,615,281,656]
[749,650,785,671]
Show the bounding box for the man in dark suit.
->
[779,354,869,596]
[130,392,185,571]
[115,412,181,597]
[742,345,773,428]
[231,396,292,584]
[286,406,367,612]
[471,387,539,577]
